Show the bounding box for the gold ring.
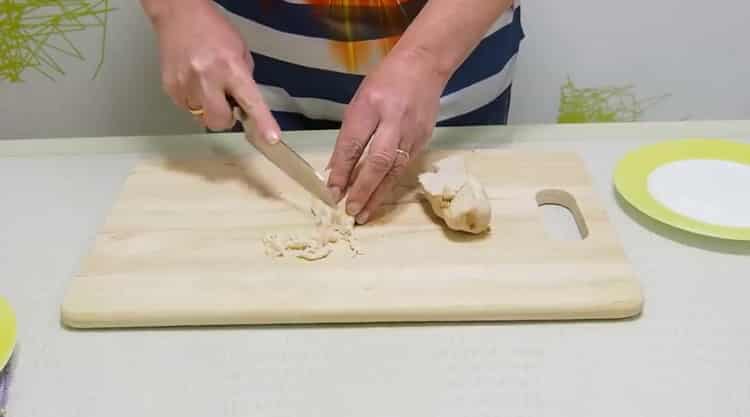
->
[186,100,204,116]
[395,149,410,160]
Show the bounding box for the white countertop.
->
[2,121,750,417]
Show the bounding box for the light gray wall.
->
[0,0,748,140]
[510,0,750,124]
[0,1,199,140]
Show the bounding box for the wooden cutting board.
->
[61,147,643,328]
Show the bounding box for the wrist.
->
[388,44,454,87]
[387,0,513,87]
[140,0,209,28]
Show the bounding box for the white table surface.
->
[2,121,750,417]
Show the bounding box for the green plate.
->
[614,138,750,241]
[0,296,16,369]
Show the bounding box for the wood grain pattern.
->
[61,148,643,328]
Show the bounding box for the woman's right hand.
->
[141,0,280,142]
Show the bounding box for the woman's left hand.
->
[326,48,449,224]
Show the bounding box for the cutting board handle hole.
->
[536,189,589,241]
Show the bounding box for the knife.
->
[231,105,339,208]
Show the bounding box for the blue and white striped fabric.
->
[214,0,524,129]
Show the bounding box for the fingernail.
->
[265,130,280,144]
[356,211,369,225]
[329,186,342,202]
[347,202,362,217]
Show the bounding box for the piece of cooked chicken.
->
[417,155,491,234]
[262,196,361,261]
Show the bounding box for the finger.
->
[181,66,213,127]
[409,123,432,158]
[227,64,280,144]
[185,95,202,112]
[162,68,188,110]
[344,120,401,217]
[164,71,204,125]
[326,98,379,202]
[183,94,207,125]
[354,144,411,224]
[173,69,207,126]
[196,75,234,131]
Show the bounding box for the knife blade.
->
[232,106,339,208]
